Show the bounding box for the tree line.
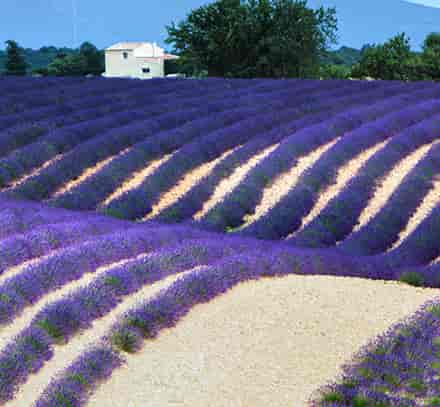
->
[3,0,440,81]
[3,40,104,76]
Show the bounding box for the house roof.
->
[106,42,179,59]
[106,42,147,51]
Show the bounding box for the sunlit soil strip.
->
[0,254,149,355]
[287,139,389,239]
[87,275,440,407]
[144,148,238,221]
[430,256,440,265]
[0,255,53,286]
[7,267,201,407]
[389,178,440,251]
[101,152,177,207]
[353,142,434,233]
[238,139,339,230]
[51,147,132,199]
[193,143,279,221]
[1,154,64,191]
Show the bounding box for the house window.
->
[142,68,151,73]
[122,52,128,59]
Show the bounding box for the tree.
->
[47,53,88,76]
[351,33,412,80]
[165,0,337,78]
[79,41,105,75]
[4,40,28,76]
[421,32,440,80]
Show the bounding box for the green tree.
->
[351,33,412,80]
[47,53,88,76]
[165,0,337,78]
[79,41,104,75]
[421,32,440,80]
[4,40,28,76]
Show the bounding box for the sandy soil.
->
[194,143,279,220]
[5,267,199,407]
[144,148,237,220]
[353,142,433,233]
[52,148,131,198]
[85,274,440,407]
[288,139,388,238]
[102,152,176,207]
[240,139,338,229]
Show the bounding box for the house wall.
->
[104,50,165,79]
[105,50,135,77]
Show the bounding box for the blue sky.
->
[0,0,439,51]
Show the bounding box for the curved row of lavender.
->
[0,196,437,405]
[0,77,439,406]
[313,299,440,406]
[1,78,438,255]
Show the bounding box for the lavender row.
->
[324,115,440,256]
[198,81,419,232]
[0,77,145,131]
[283,105,440,247]
[0,75,142,116]
[102,80,380,220]
[0,197,138,239]
[314,300,440,406]
[0,238,250,403]
[159,82,434,224]
[51,79,338,211]
[0,218,135,276]
[7,80,311,201]
[0,76,81,98]
[0,224,212,326]
[399,260,440,288]
[35,346,124,407]
[240,88,440,240]
[377,204,440,268]
[0,79,249,189]
[0,77,226,157]
[327,141,440,255]
[33,247,400,407]
[0,76,248,134]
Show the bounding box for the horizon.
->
[1,0,439,52]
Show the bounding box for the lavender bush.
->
[199,81,416,232]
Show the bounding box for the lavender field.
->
[0,76,439,406]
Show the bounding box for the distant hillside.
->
[321,46,362,66]
[308,0,440,51]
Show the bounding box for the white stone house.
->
[103,42,179,79]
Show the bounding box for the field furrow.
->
[353,143,433,233]
[240,139,339,230]
[2,77,440,406]
[145,147,238,221]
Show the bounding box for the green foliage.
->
[399,271,425,287]
[4,40,28,76]
[421,32,440,80]
[350,33,412,80]
[165,0,338,78]
[47,53,88,76]
[319,63,351,79]
[429,397,440,406]
[322,391,344,402]
[111,328,140,353]
[36,319,65,343]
